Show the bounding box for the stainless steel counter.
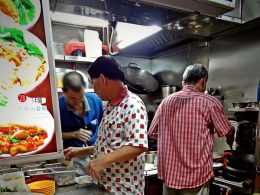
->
[55,183,113,195]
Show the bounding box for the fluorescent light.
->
[50,11,108,28]
[114,22,161,49]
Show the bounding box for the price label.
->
[31,97,46,104]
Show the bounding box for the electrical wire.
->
[52,0,58,13]
[108,26,119,55]
[101,0,108,13]
[100,0,118,55]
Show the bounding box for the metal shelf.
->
[228,107,259,112]
[54,55,96,63]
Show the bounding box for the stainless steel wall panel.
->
[242,0,260,23]
[208,25,260,108]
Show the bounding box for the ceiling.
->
[49,0,244,58]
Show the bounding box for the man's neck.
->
[109,81,125,100]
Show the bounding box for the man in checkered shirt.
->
[149,64,235,195]
[65,56,148,194]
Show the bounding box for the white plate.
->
[0,23,49,95]
[0,107,54,158]
[0,0,41,29]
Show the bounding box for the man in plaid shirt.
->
[149,64,235,195]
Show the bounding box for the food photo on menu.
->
[0,0,41,29]
[0,91,55,159]
[0,123,48,156]
[0,20,56,158]
[0,25,48,93]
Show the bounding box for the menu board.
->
[0,0,63,164]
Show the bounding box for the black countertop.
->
[55,183,113,195]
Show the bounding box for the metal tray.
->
[44,163,64,168]
[0,168,21,175]
[26,168,54,177]
[22,165,42,171]
[51,167,76,186]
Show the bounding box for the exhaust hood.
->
[51,0,260,58]
[133,0,236,17]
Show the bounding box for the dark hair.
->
[62,71,86,92]
[88,55,124,81]
[183,64,208,84]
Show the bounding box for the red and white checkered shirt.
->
[94,88,148,194]
[148,85,231,189]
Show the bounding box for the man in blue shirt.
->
[59,71,103,175]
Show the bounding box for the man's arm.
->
[225,125,235,148]
[148,104,163,140]
[64,146,94,160]
[87,146,147,180]
[62,129,92,143]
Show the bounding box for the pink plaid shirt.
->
[148,85,231,189]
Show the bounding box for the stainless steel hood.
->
[50,0,260,58]
[131,0,236,17]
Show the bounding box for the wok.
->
[224,150,255,171]
[122,63,159,94]
[153,70,181,86]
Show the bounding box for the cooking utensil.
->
[225,165,254,178]
[224,150,255,176]
[161,85,179,98]
[122,63,159,94]
[162,85,171,98]
[213,152,224,162]
[153,70,181,86]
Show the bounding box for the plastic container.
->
[84,29,102,58]
[51,167,76,186]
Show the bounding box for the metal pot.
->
[55,68,89,89]
[122,63,159,94]
[213,162,224,176]
[161,85,178,98]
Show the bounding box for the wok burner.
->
[212,149,255,194]
[212,176,253,195]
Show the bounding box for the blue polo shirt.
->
[59,92,103,149]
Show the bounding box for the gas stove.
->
[211,174,254,195]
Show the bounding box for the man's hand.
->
[64,147,84,161]
[87,156,107,180]
[226,126,235,148]
[86,146,147,180]
[75,128,92,143]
